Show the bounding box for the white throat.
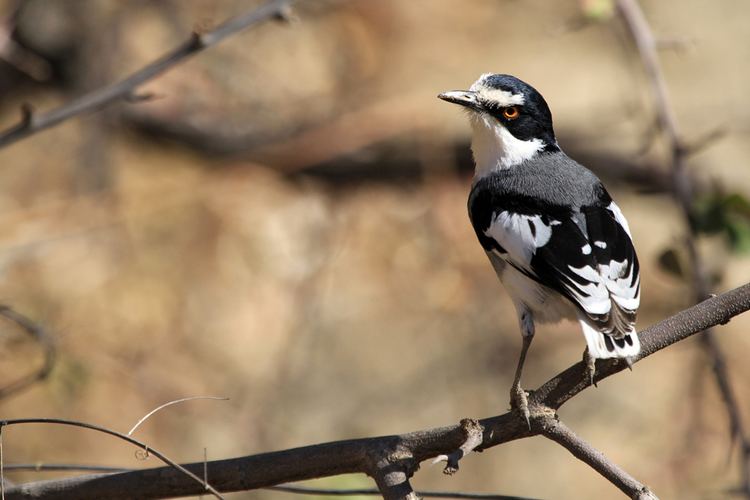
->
[469,113,543,178]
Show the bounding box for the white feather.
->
[599,260,640,311]
[579,318,640,359]
[484,212,554,267]
[470,73,527,106]
[469,114,543,177]
[607,201,632,237]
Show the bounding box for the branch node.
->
[371,455,420,500]
[274,5,296,23]
[189,31,208,50]
[683,126,728,157]
[634,486,660,500]
[433,418,484,475]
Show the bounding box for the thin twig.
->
[127,396,229,436]
[0,306,56,401]
[3,283,748,500]
[0,0,294,148]
[1,425,5,500]
[615,0,750,495]
[539,418,657,499]
[0,419,224,500]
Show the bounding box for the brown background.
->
[0,1,749,498]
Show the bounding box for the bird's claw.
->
[510,385,531,429]
[583,348,597,387]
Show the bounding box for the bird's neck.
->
[470,117,546,179]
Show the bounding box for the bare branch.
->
[270,485,538,500]
[3,282,748,500]
[0,0,294,149]
[433,419,484,475]
[1,464,537,500]
[0,419,224,499]
[372,459,419,500]
[1,424,5,500]
[539,418,658,499]
[615,1,750,495]
[0,306,56,401]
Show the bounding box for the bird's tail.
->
[579,318,640,359]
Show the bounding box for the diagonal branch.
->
[0,0,293,149]
[0,306,56,401]
[539,418,658,499]
[3,282,748,500]
[615,1,750,496]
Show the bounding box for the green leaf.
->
[726,217,750,254]
[692,191,750,253]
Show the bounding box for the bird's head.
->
[439,73,558,175]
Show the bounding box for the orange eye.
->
[503,106,521,120]
[502,106,520,120]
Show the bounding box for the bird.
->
[438,74,640,426]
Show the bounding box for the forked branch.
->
[615,0,750,495]
[3,282,748,500]
[0,0,293,148]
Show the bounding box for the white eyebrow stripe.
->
[473,87,525,106]
[469,78,526,107]
[469,75,526,107]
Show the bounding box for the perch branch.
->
[1,465,537,500]
[0,0,293,149]
[615,0,750,495]
[3,282,748,500]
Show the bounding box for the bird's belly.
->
[500,265,576,323]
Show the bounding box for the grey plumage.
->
[474,152,604,208]
[440,73,641,423]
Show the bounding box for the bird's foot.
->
[624,356,634,370]
[583,348,597,387]
[510,384,531,429]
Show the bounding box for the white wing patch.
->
[607,201,632,236]
[600,260,640,311]
[482,205,640,325]
[484,211,555,268]
[555,207,640,319]
[565,264,611,315]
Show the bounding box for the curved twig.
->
[127,396,229,436]
[3,282,748,500]
[0,0,294,148]
[0,419,224,499]
[0,306,56,401]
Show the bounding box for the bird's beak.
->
[438,90,483,112]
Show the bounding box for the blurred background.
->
[0,0,749,498]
